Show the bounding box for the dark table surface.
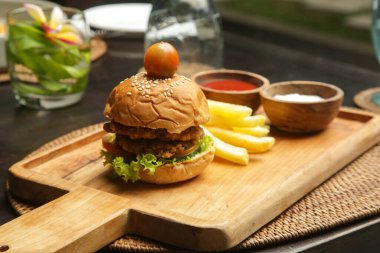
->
[1,4,380,252]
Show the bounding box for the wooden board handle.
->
[0,186,130,253]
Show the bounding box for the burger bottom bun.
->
[139,147,215,184]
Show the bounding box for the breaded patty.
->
[117,135,199,159]
[104,121,203,141]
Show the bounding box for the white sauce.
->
[273,93,324,102]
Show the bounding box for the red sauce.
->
[202,79,257,91]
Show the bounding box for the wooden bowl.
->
[191,69,270,112]
[260,81,344,133]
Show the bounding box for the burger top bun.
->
[104,72,210,134]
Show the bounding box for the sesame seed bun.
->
[139,146,215,184]
[103,72,214,184]
[104,72,210,134]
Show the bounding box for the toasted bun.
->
[104,72,209,134]
[139,146,215,184]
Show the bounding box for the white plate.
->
[84,3,152,33]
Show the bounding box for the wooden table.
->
[0,6,379,252]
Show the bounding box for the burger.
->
[101,42,215,184]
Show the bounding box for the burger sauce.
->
[202,79,257,91]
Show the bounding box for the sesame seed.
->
[169,89,173,93]
[145,94,150,98]
[163,92,167,97]
[131,83,135,87]
[142,91,146,96]
[145,84,151,88]
[170,83,174,87]
[127,92,132,96]
[152,84,157,87]
[138,87,143,91]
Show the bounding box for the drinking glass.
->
[6,6,91,109]
[372,0,380,62]
[371,0,380,106]
[145,0,224,77]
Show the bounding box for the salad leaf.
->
[12,82,52,95]
[10,23,44,39]
[10,37,47,51]
[101,135,213,183]
[139,153,163,174]
[113,156,141,183]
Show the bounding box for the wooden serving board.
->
[2,107,380,252]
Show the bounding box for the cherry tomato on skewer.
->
[144,42,179,78]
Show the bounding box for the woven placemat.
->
[7,123,380,252]
[0,38,107,83]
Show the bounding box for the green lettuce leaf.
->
[100,135,213,183]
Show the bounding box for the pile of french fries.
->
[203,100,275,165]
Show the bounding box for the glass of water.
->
[371,0,380,107]
[6,5,91,109]
[372,0,380,62]
[145,0,224,77]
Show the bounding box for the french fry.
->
[203,127,249,165]
[207,99,252,118]
[232,126,270,137]
[206,127,275,153]
[204,99,275,163]
[205,114,266,128]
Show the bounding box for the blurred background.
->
[217,0,374,69]
[218,0,371,45]
[49,0,375,70]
